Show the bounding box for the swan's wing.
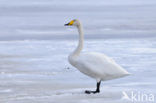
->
[76,52,129,80]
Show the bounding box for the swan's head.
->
[64,19,81,27]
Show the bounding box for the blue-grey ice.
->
[0,0,156,103]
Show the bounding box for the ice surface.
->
[0,0,156,40]
[0,0,156,102]
[0,39,156,103]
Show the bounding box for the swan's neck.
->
[71,24,84,56]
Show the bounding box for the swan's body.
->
[65,19,130,94]
[69,52,129,82]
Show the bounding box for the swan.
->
[64,19,130,94]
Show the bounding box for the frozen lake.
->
[0,0,156,102]
[0,38,156,103]
[0,0,156,40]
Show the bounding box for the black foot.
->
[85,90,100,94]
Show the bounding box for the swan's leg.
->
[85,81,101,94]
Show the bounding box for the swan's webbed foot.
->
[85,90,100,94]
[85,81,101,94]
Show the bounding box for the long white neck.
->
[71,24,84,56]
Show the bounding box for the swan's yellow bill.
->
[69,20,74,25]
[65,20,74,26]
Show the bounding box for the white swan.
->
[65,19,130,94]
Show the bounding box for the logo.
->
[122,91,155,102]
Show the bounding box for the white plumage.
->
[65,19,130,94]
[69,52,130,82]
